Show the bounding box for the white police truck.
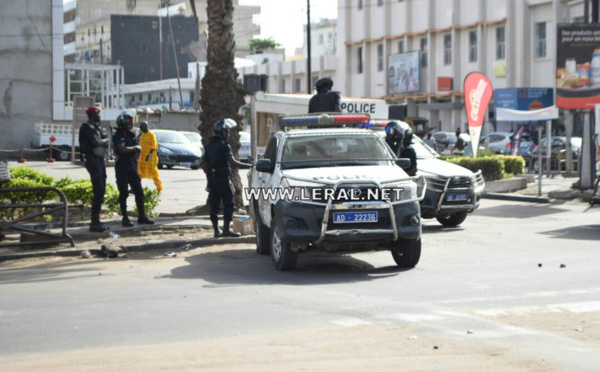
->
[248,114,426,271]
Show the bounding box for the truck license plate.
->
[447,193,468,202]
[333,212,378,224]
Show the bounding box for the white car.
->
[239,131,250,162]
[248,114,426,271]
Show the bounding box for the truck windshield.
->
[280,134,394,170]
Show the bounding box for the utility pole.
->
[159,16,163,80]
[306,0,312,94]
[167,4,185,109]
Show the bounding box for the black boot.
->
[211,218,221,238]
[138,214,154,225]
[122,216,134,227]
[221,219,241,238]
[89,221,106,233]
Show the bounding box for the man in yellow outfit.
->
[138,121,163,191]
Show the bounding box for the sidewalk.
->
[483,174,597,203]
[0,215,254,262]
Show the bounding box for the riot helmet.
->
[213,118,237,139]
[403,127,414,147]
[116,109,136,130]
[385,121,404,143]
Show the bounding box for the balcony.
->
[63,42,76,56]
[63,0,76,13]
[63,20,76,35]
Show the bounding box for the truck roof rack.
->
[279,113,371,131]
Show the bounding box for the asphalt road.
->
[1,199,599,371]
[8,161,250,214]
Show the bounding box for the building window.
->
[88,29,91,37]
[378,0,383,6]
[152,21,158,29]
[281,79,286,93]
[101,25,104,34]
[377,44,384,72]
[295,78,301,92]
[180,46,187,54]
[357,46,363,74]
[420,37,428,67]
[178,25,185,33]
[94,27,97,36]
[535,22,547,58]
[398,40,404,54]
[469,30,477,63]
[142,44,148,53]
[496,26,505,60]
[358,0,363,10]
[443,34,452,65]
[573,16,585,23]
[319,34,324,45]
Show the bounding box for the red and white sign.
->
[49,136,56,143]
[464,72,494,157]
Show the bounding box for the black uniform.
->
[112,130,145,216]
[202,136,235,222]
[79,121,107,223]
[386,139,417,176]
[308,90,342,113]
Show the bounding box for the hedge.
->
[445,156,505,181]
[499,155,525,175]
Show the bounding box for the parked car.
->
[478,132,534,155]
[154,129,202,170]
[239,131,251,162]
[529,137,582,172]
[433,132,457,153]
[181,131,203,154]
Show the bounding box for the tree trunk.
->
[199,0,247,211]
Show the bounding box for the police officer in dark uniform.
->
[201,118,252,238]
[79,106,110,232]
[308,77,342,113]
[112,109,154,227]
[385,121,417,176]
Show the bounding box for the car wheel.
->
[270,218,297,271]
[436,211,468,227]
[191,165,200,170]
[391,238,421,268]
[255,204,271,255]
[167,165,174,169]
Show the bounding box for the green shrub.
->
[104,186,160,217]
[0,179,56,219]
[52,176,74,189]
[445,156,505,181]
[105,185,120,216]
[135,187,161,218]
[59,179,94,208]
[9,166,54,185]
[497,155,525,175]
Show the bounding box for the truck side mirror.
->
[395,158,411,170]
[256,159,275,173]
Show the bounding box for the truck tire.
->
[255,206,271,255]
[436,211,468,227]
[391,238,421,268]
[270,219,297,271]
[58,150,70,161]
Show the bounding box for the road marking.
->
[379,313,445,323]
[437,287,600,305]
[330,318,372,327]
[475,301,600,317]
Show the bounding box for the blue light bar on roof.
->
[280,114,371,127]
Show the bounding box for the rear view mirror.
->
[395,158,411,170]
[256,159,275,173]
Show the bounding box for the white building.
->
[337,0,588,132]
[303,18,337,57]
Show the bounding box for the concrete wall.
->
[0,0,55,152]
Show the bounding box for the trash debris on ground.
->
[98,272,102,276]
[100,244,121,258]
[179,233,184,236]
[407,335,419,340]
[80,250,91,259]
[560,264,566,268]
[165,252,177,258]
[575,327,583,332]
[97,238,104,244]
[467,330,474,334]
[129,264,135,269]
[433,346,439,350]
[538,263,542,268]
[182,244,191,250]
[109,232,119,239]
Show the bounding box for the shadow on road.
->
[0,260,104,285]
[473,204,570,219]
[540,225,600,241]
[422,225,464,234]
[165,248,409,286]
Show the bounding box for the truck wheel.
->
[58,150,70,161]
[391,238,421,268]
[255,206,271,255]
[436,211,468,227]
[270,219,297,271]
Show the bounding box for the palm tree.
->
[199,0,246,210]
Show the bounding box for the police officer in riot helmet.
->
[308,77,342,113]
[401,127,417,176]
[385,122,417,176]
[79,107,110,232]
[113,109,154,227]
[201,118,252,238]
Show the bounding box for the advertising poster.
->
[388,51,420,95]
[464,72,494,158]
[557,23,600,109]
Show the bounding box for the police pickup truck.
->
[373,121,485,227]
[248,114,426,271]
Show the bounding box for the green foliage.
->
[498,155,525,175]
[476,149,496,157]
[0,179,55,219]
[105,185,120,216]
[249,37,281,53]
[9,166,54,185]
[52,176,73,189]
[445,157,505,181]
[59,179,94,208]
[134,187,161,218]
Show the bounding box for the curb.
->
[482,193,550,203]
[0,235,255,262]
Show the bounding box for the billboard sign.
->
[557,23,600,109]
[388,51,420,95]
[464,72,494,158]
[494,88,554,119]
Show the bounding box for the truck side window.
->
[264,137,278,164]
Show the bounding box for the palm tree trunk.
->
[199,0,246,211]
